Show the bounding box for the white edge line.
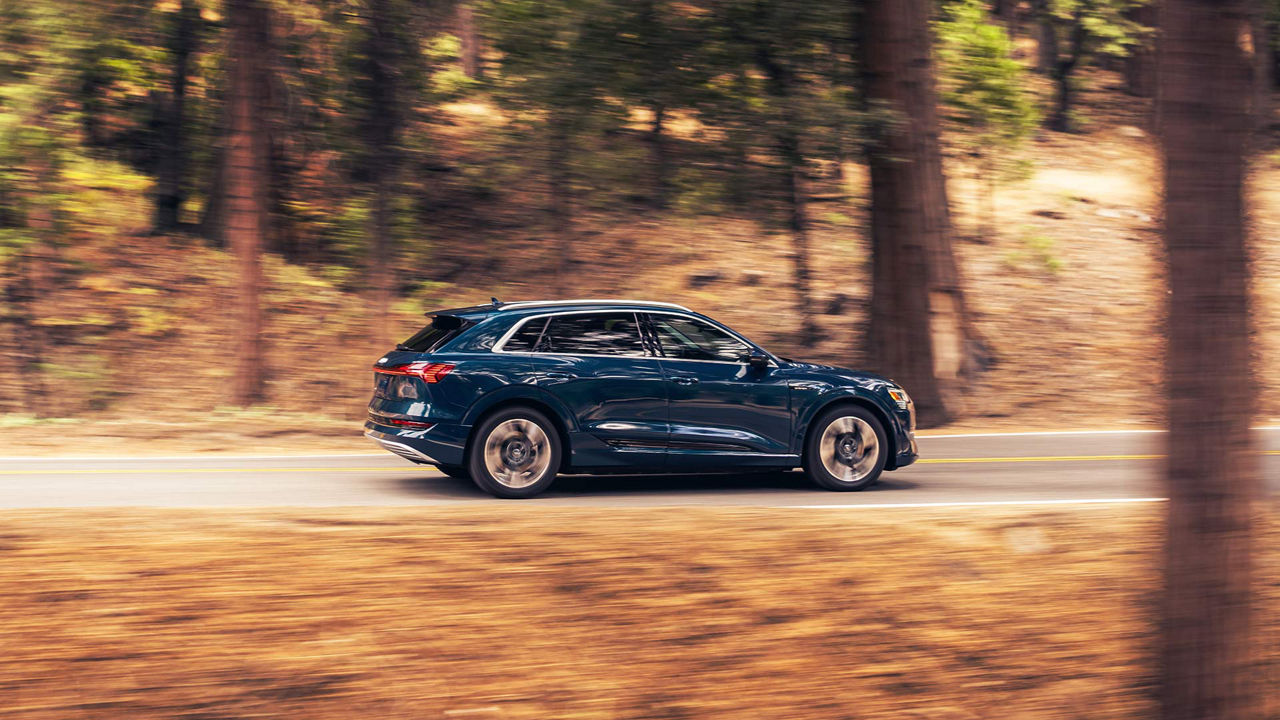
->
[920,427,1280,439]
[782,497,1168,510]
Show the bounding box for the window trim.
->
[493,310,652,358]
[493,309,777,367]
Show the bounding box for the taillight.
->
[373,361,455,383]
[369,413,435,429]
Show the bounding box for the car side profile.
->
[365,299,917,498]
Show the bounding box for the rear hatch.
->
[369,315,474,427]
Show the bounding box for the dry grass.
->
[2,506,1277,719]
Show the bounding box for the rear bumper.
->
[363,421,469,466]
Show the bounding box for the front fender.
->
[792,387,905,460]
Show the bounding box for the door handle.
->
[543,371,577,380]
[671,376,699,386]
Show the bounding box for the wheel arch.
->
[802,395,899,470]
[464,396,574,473]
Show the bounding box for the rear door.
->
[645,313,793,462]
[518,312,669,467]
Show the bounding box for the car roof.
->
[428,299,693,321]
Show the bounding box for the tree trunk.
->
[154,0,199,232]
[5,250,47,415]
[457,1,482,79]
[781,135,819,346]
[648,103,670,209]
[1034,0,1058,74]
[225,0,271,406]
[860,0,992,428]
[1125,4,1157,98]
[548,122,573,299]
[1157,1,1261,719]
[756,38,819,346]
[1049,8,1085,132]
[361,0,402,349]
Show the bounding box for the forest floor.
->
[2,505,1278,720]
[4,69,1280,455]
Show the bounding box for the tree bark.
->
[1033,0,1059,74]
[1049,7,1085,132]
[154,0,199,232]
[1157,1,1261,719]
[648,102,671,209]
[225,0,271,406]
[860,0,992,427]
[755,36,819,346]
[548,121,573,299]
[457,1,482,79]
[361,0,402,349]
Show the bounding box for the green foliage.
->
[937,0,1039,149]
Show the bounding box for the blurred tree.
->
[709,0,855,346]
[456,1,482,78]
[353,0,412,348]
[937,0,1039,241]
[485,0,615,297]
[224,0,272,405]
[153,0,203,232]
[1033,0,1143,131]
[603,0,708,209]
[861,0,991,427]
[1122,3,1155,97]
[1157,2,1262,719]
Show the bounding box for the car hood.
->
[783,360,895,387]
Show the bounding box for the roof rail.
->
[495,299,692,312]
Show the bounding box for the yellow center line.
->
[0,467,415,475]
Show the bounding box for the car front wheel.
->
[468,407,562,499]
[805,405,888,491]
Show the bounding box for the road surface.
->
[2,429,1276,508]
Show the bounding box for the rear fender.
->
[460,384,580,433]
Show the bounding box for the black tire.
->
[435,464,470,480]
[803,405,888,491]
[467,407,562,499]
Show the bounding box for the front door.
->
[645,313,793,465]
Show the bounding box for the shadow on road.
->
[396,470,920,500]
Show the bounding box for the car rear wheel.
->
[804,405,888,491]
[468,407,562,499]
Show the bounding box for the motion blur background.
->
[3,0,1276,450]
[0,2,1274,720]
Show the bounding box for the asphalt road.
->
[2,429,1277,508]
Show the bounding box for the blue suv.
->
[365,300,917,498]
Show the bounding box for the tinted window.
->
[652,316,751,362]
[540,313,646,356]
[502,317,550,352]
[399,315,472,352]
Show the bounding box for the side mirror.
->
[748,351,770,371]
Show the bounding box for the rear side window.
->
[538,312,646,356]
[502,317,550,352]
[398,315,472,352]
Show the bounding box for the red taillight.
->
[370,413,435,429]
[373,361,455,383]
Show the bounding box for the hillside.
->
[3,69,1279,454]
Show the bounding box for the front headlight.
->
[887,386,910,410]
